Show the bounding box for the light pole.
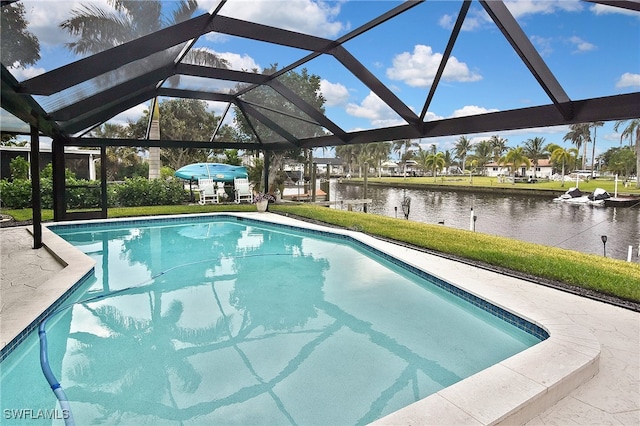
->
[601,235,607,257]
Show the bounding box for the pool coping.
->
[1,212,600,425]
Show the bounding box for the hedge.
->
[0,177,188,209]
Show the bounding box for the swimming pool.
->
[1,215,549,425]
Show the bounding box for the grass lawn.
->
[3,202,638,305]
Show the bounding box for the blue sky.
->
[9,0,640,162]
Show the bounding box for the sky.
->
[7,0,640,163]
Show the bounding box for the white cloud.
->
[320,79,349,107]
[568,36,596,53]
[200,0,348,38]
[107,104,148,126]
[451,105,499,118]
[23,0,113,48]
[590,3,640,17]
[616,72,640,89]
[530,35,554,56]
[7,66,46,81]
[345,91,405,128]
[217,51,261,72]
[387,45,481,88]
[504,0,583,19]
[423,111,444,122]
[439,7,489,31]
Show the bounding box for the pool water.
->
[1,217,543,425]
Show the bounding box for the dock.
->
[604,197,640,208]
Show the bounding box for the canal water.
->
[327,181,640,263]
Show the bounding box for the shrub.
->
[0,179,31,208]
[0,176,187,209]
[160,166,175,180]
[116,177,188,207]
[10,157,29,180]
[66,178,102,209]
[40,178,53,209]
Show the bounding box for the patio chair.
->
[234,178,253,204]
[198,178,218,205]
[216,181,228,202]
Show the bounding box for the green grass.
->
[4,202,639,303]
[270,204,640,303]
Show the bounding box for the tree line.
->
[334,120,639,186]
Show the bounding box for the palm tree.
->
[613,119,640,188]
[423,151,446,181]
[472,140,493,175]
[523,137,546,178]
[563,123,591,170]
[550,147,578,187]
[92,123,143,180]
[588,121,604,179]
[335,144,357,176]
[544,142,562,175]
[392,139,418,176]
[500,147,531,180]
[368,142,391,177]
[488,135,509,163]
[60,0,229,180]
[442,149,453,175]
[453,136,473,172]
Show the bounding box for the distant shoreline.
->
[339,178,640,199]
[341,179,563,198]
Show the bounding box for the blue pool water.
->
[1,216,545,425]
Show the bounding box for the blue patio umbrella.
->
[174,163,248,182]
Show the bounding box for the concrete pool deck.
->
[0,214,638,425]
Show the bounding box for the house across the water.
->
[483,159,553,179]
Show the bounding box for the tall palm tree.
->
[550,147,578,187]
[60,0,229,180]
[335,144,356,176]
[442,149,453,175]
[523,137,546,178]
[588,121,604,178]
[472,140,493,175]
[563,123,591,170]
[613,118,640,188]
[488,135,509,163]
[368,142,391,177]
[453,136,473,172]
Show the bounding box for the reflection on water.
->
[334,182,640,262]
[0,219,540,425]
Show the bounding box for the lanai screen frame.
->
[1,0,639,247]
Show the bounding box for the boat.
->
[553,187,588,203]
[174,163,248,182]
[553,187,611,205]
[586,188,611,206]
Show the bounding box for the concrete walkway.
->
[0,223,638,424]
